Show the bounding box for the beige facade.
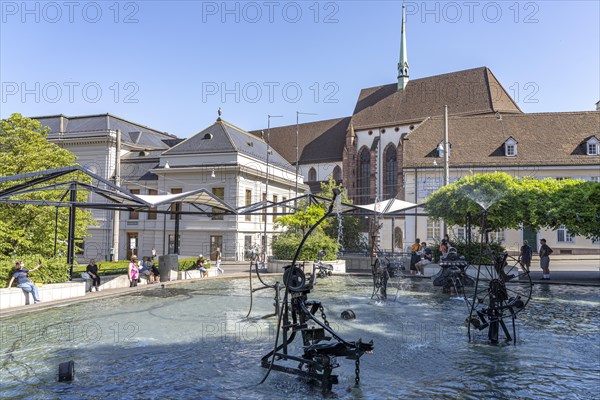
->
[39,114,305,262]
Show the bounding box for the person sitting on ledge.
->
[7,260,43,304]
[139,256,156,283]
[195,254,208,277]
[148,257,160,282]
[86,258,101,291]
[415,245,432,276]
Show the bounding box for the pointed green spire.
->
[398,1,409,91]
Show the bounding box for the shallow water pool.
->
[1,276,598,399]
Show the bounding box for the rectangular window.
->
[489,230,505,242]
[245,190,252,221]
[272,195,278,222]
[506,144,515,156]
[244,235,252,260]
[168,234,181,254]
[557,226,573,242]
[588,143,598,155]
[169,188,182,220]
[590,176,600,183]
[282,197,287,215]
[129,189,140,220]
[426,219,440,241]
[148,189,158,220]
[212,187,225,220]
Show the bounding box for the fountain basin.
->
[0,277,597,399]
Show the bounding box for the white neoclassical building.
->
[35,113,306,262]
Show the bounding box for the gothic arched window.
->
[358,148,370,204]
[332,165,342,181]
[384,145,397,199]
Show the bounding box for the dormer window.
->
[504,137,518,157]
[586,137,599,155]
[437,141,451,158]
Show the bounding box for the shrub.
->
[179,257,210,271]
[272,231,339,261]
[430,240,506,264]
[0,256,70,287]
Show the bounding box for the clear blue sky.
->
[1,1,598,137]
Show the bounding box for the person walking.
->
[151,247,157,260]
[128,255,140,287]
[539,239,553,280]
[86,259,101,291]
[7,261,43,304]
[214,247,224,275]
[518,240,533,271]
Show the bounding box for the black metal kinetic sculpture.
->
[258,189,374,392]
[369,225,402,302]
[432,247,475,293]
[464,211,533,344]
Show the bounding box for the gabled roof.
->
[33,113,177,149]
[351,67,522,130]
[403,111,600,168]
[163,119,294,171]
[250,117,350,165]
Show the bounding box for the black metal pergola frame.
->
[0,166,237,275]
[0,166,427,276]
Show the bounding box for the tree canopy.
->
[425,172,600,240]
[0,113,95,257]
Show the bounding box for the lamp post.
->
[295,111,317,207]
[263,114,283,269]
[375,128,383,251]
[442,105,450,236]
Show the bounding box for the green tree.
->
[0,113,95,257]
[425,172,600,241]
[274,203,326,236]
[549,180,600,240]
[425,172,523,231]
[318,177,363,250]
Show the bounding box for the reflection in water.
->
[0,277,598,399]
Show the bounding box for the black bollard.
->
[58,360,75,382]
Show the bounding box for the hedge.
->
[1,256,212,287]
[1,256,70,288]
[178,257,210,271]
[430,240,506,264]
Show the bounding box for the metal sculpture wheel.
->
[260,189,374,392]
[466,246,533,344]
[371,256,391,301]
[370,247,403,302]
[310,250,334,280]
